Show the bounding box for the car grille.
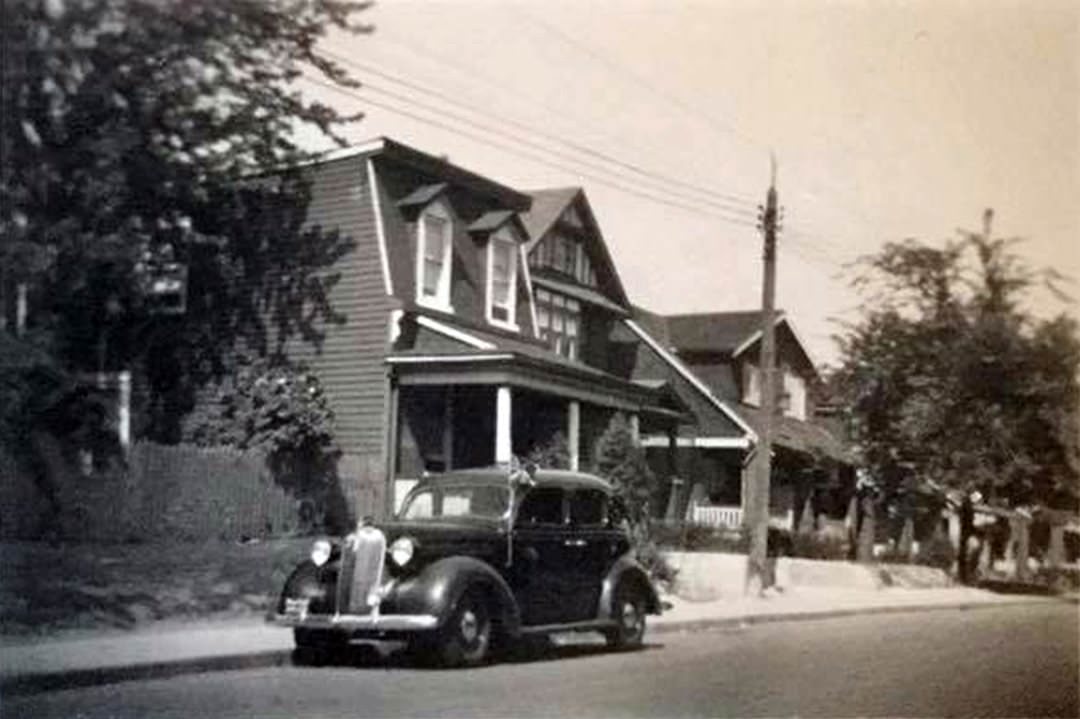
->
[336,526,386,615]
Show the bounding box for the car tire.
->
[603,582,646,651]
[433,588,493,668]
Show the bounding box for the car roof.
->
[419,466,613,493]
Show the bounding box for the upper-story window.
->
[528,231,596,287]
[742,362,762,406]
[535,288,580,360]
[417,202,453,311]
[743,362,808,420]
[783,370,807,420]
[486,229,518,330]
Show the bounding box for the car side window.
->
[569,489,607,527]
[516,487,564,527]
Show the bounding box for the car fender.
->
[388,556,522,636]
[598,552,662,619]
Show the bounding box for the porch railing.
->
[688,504,743,530]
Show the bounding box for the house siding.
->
[276,155,397,516]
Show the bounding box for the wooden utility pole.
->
[744,157,780,595]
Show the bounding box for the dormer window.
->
[486,229,518,330]
[417,202,453,311]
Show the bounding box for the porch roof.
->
[389,312,688,421]
[730,404,854,465]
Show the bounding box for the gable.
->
[523,188,630,311]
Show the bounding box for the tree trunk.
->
[898,516,915,559]
[957,496,974,584]
[856,494,876,563]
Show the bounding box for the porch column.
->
[628,413,640,445]
[567,400,581,471]
[495,385,513,465]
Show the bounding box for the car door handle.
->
[563,539,587,547]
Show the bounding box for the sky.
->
[297,0,1078,367]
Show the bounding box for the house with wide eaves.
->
[624,308,855,530]
[275,139,688,518]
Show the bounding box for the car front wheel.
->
[431,588,492,668]
[603,583,646,651]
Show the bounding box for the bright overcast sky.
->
[297,0,1078,367]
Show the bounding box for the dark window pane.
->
[570,490,607,526]
[517,487,564,526]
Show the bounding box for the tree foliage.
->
[592,413,655,524]
[835,214,1080,513]
[182,355,341,512]
[1,0,368,443]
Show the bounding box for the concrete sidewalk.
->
[0,586,1067,696]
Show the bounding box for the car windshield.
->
[398,484,510,521]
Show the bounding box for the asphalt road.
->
[4,602,1077,718]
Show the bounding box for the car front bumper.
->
[270,606,439,632]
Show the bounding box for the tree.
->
[182,353,348,531]
[835,211,1080,580]
[593,413,654,526]
[1,0,369,497]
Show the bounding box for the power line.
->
[320,49,759,214]
[302,75,763,231]
[356,78,759,221]
[511,5,766,161]
[508,7,883,245]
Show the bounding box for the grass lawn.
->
[0,538,313,638]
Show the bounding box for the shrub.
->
[651,521,749,553]
[1035,566,1080,593]
[915,533,956,572]
[789,531,850,560]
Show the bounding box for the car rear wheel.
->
[603,583,646,651]
[433,588,492,668]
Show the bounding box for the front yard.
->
[0,538,312,638]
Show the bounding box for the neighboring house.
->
[274,140,687,517]
[625,309,855,530]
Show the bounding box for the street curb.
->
[647,595,1073,636]
[1,649,294,698]
[3,595,1072,697]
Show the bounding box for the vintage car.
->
[270,465,662,667]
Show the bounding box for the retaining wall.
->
[663,551,952,600]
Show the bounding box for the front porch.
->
[647,441,855,533]
[387,355,684,512]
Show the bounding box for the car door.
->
[567,489,622,618]
[511,486,580,626]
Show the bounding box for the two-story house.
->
[277,139,687,517]
[625,309,854,530]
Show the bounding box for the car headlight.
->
[389,536,415,567]
[310,539,332,567]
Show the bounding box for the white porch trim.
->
[624,319,758,442]
[415,315,497,350]
[386,354,514,364]
[640,435,752,450]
